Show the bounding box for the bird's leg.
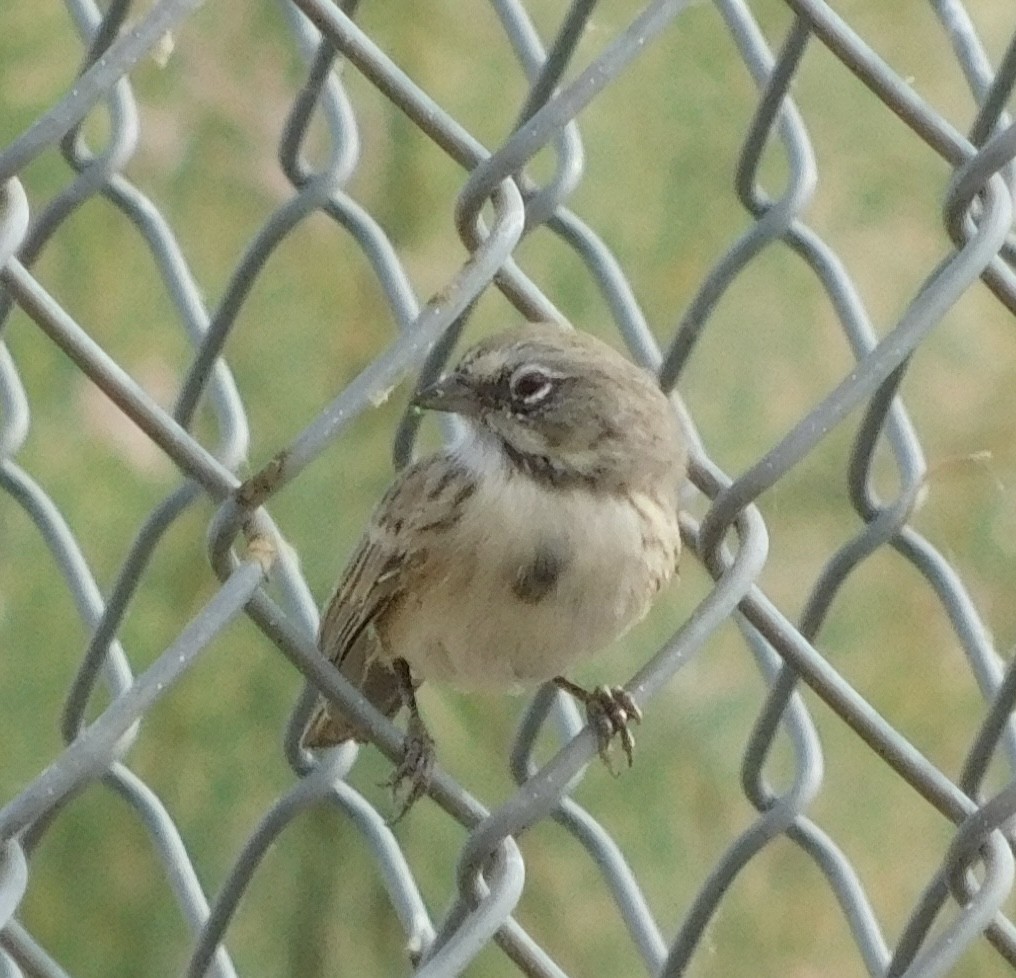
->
[553,676,643,774]
[383,658,435,822]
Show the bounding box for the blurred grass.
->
[3,1,1016,976]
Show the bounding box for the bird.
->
[301,322,687,816]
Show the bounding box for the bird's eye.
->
[509,367,554,406]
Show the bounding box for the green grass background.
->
[3,1,1016,976]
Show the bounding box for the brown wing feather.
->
[300,454,472,749]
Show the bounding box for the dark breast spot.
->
[512,542,568,604]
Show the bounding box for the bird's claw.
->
[586,684,642,773]
[382,713,435,823]
[554,677,642,773]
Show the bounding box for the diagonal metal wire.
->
[2,1,1016,976]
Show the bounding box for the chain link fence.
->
[3,1,1016,976]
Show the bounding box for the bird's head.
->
[413,324,685,492]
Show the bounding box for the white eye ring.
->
[509,367,554,405]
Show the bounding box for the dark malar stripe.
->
[500,441,599,490]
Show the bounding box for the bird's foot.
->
[382,710,435,823]
[554,677,642,774]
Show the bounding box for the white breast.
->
[386,435,681,691]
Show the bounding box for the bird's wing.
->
[301,454,473,748]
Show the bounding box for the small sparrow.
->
[302,323,686,814]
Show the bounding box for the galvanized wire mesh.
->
[3,1,1016,976]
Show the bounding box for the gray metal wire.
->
[2,1,1016,976]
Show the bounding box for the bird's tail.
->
[300,656,409,749]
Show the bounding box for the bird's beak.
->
[412,373,480,416]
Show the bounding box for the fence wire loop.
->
[3,1,1016,977]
